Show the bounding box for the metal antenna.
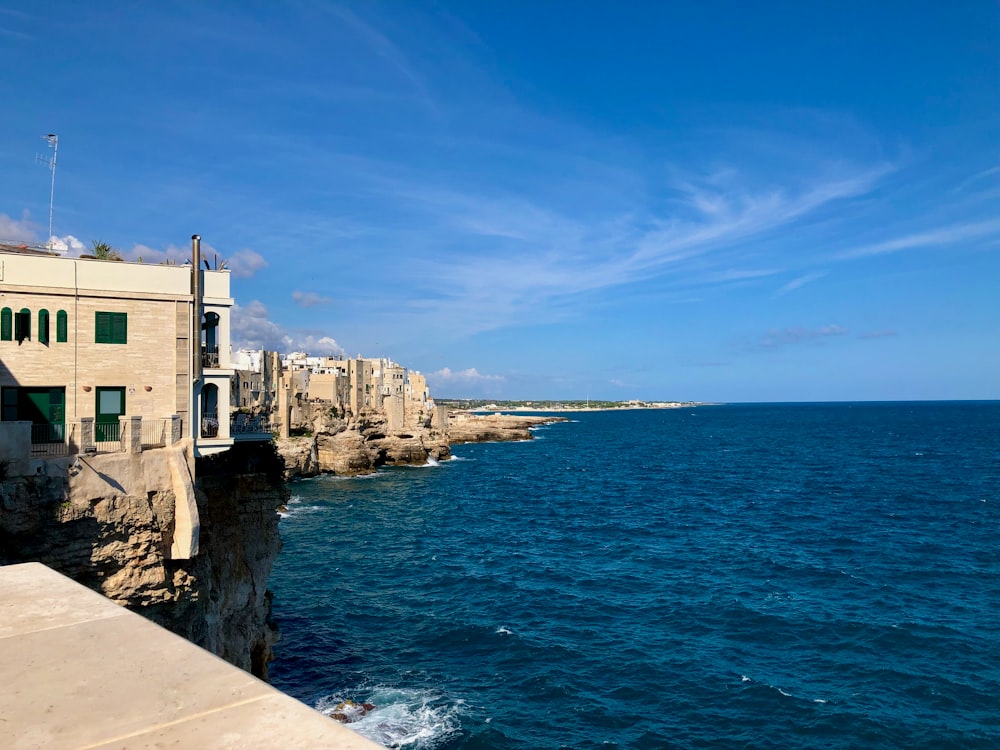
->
[37,134,58,250]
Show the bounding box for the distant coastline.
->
[438,399,715,413]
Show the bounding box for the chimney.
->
[192,234,202,383]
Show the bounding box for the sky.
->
[1,1,997,401]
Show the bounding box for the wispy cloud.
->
[227,248,268,278]
[292,291,333,308]
[859,329,898,340]
[393,162,892,336]
[835,218,1000,260]
[953,165,1000,193]
[232,300,343,354]
[610,378,637,388]
[0,211,38,242]
[429,366,503,383]
[756,324,847,350]
[777,271,827,295]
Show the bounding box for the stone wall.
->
[0,440,286,679]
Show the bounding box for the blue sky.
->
[1,2,997,401]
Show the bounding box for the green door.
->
[95,387,126,442]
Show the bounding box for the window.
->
[95,311,127,344]
[1,387,16,421]
[0,308,10,341]
[38,309,50,344]
[56,310,68,343]
[14,308,30,343]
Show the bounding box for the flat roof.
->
[0,562,383,749]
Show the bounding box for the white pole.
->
[45,134,58,250]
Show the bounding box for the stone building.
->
[272,353,437,435]
[0,237,267,461]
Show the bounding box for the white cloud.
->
[835,218,1000,260]
[757,324,847,350]
[393,160,892,337]
[228,248,268,278]
[777,271,827,295]
[231,300,344,355]
[123,242,190,264]
[428,367,504,383]
[292,290,333,308]
[49,235,87,256]
[0,211,38,243]
[426,367,505,397]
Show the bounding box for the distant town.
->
[438,398,706,412]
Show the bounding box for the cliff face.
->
[277,406,451,478]
[446,413,569,443]
[0,440,286,680]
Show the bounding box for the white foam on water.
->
[317,686,461,749]
[279,503,324,519]
[496,626,512,635]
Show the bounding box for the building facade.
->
[0,238,258,459]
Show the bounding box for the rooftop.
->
[0,562,382,749]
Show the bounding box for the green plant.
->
[91,240,122,261]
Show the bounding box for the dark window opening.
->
[14,308,30,343]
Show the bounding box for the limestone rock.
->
[315,429,376,475]
[447,413,568,444]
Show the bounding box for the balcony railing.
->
[230,413,273,435]
[140,418,169,449]
[30,423,72,457]
[201,346,220,369]
[201,412,219,438]
[23,416,182,458]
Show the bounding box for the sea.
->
[267,402,999,749]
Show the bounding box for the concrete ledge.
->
[0,563,383,750]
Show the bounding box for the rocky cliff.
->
[447,412,569,443]
[0,439,286,679]
[276,410,568,478]
[277,405,450,478]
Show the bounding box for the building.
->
[274,352,437,434]
[0,236,268,462]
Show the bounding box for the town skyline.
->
[1,2,997,402]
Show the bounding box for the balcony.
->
[22,417,181,459]
[230,412,274,440]
[201,346,220,369]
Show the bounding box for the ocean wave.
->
[316,686,461,749]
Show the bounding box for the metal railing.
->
[95,421,121,452]
[201,412,219,438]
[230,413,273,435]
[30,423,71,457]
[140,418,168,449]
[201,346,220,369]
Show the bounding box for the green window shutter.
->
[0,308,10,341]
[95,312,127,344]
[95,312,111,343]
[56,311,68,343]
[112,312,127,344]
[38,309,50,344]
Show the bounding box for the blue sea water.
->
[267,402,1000,749]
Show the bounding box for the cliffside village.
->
[0,237,442,473]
